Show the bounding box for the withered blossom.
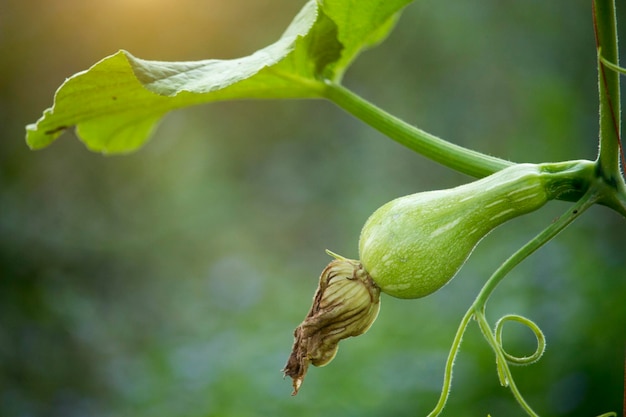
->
[283,253,381,395]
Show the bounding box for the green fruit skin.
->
[358,164,550,299]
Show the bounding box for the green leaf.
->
[26,0,413,154]
[320,0,413,79]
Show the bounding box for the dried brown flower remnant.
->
[283,254,381,395]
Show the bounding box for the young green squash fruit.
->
[359,163,556,299]
[283,161,589,394]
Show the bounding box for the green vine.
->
[321,82,512,179]
[424,1,625,415]
[594,0,622,183]
[428,185,603,416]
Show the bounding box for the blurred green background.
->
[1,0,625,416]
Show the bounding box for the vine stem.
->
[322,81,513,179]
[593,0,626,217]
[593,0,623,182]
[427,185,603,417]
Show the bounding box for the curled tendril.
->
[494,314,546,366]
[428,190,602,417]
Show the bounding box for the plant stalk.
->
[322,82,513,179]
[594,0,622,182]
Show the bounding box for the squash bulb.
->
[359,164,551,299]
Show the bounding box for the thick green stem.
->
[592,0,626,217]
[594,0,622,182]
[322,82,512,179]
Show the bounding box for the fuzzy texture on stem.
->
[594,0,623,182]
